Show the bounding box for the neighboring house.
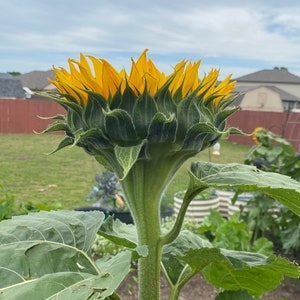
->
[17,70,56,91]
[234,69,300,112]
[0,73,25,98]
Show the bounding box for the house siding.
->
[236,82,300,99]
[240,86,283,112]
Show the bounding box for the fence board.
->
[0,98,65,134]
[2,99,300,151]
[227,110,300,151]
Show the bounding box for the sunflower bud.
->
[43,50,241,178]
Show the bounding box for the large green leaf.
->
[162,230,212,285]
[99,217,138,248]
[0,211,105,288]
[189,162,300,216]
[0,211,133,299]
[178,248,299,297]
[0,251,132,300]
[201,250,299,296]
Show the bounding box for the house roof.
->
[235,69,300,84]
[0,73,25,98]
[17,70,55,90]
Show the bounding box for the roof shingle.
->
[235,69,300,84]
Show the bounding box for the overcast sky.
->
[1,0,300,79]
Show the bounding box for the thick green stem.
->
[120,161,164,299]
[117,145,197,299]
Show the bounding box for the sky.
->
[1,0,300,80]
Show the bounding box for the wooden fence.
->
[0,98,65,133]
[1,98,300,151]
[227,110,300,151]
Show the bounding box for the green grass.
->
[0,134,250,209]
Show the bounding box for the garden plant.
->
[243,127,300,256]
[0,50,300,300]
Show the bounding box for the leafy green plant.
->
[198,209,273,255]
[0,183,15,220]
[9,51,299,300]
[243,128,300,256]
[0,183,61,221]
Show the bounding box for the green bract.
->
[44,85,240,179]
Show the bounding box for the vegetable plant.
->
[1,51,300,299]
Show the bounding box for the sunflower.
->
[252,127,265,144]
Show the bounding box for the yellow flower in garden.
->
[49,49,236,109]
[253,127,265,144]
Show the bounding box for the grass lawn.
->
[0,134,250,209]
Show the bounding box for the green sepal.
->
[176,95,201,139]
[83,91,107,128]
[154,87,177,116]
[67,109,87,131]
[222,127,247,139]
[38,91,83,116]
[38,121,70,134]
[109,88,122,109]
[38,114,66,121]
[148,112,178,143]
[115,140,146,179]
[47,136,74,155]
[73,128,113,151]
[94,154,114,171]
[215,106,240,128]
[132,90,158,138]
[104,109,139,146]
[218,94,240,111]
[181,122,220,151]
[118,85,137,115]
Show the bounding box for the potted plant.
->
[174,188,220,222]
[76,171,134,224]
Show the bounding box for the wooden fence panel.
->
[227,110,300,151]
[0,98,65,134]
[2,99,300,151]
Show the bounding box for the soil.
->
[117,271,300,300]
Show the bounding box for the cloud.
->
[1,0,300,78]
